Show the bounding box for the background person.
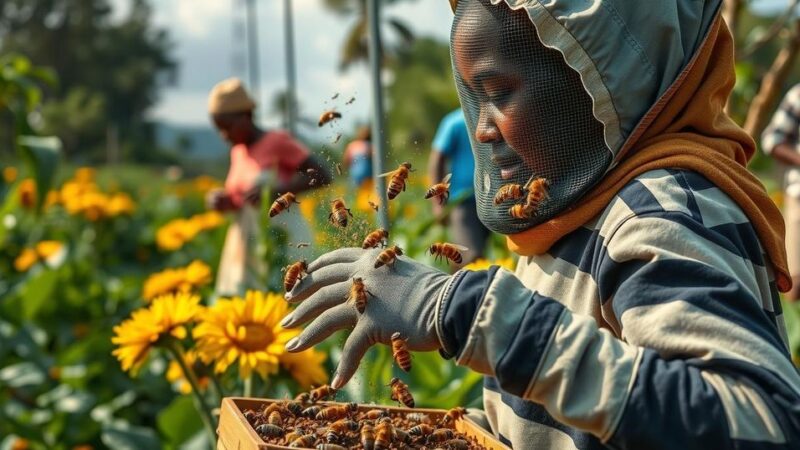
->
[428,108,489,265]
[762,84,800,301]
[207,78,330,296]
[343,125,373,188]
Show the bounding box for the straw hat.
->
[208,78,256,115]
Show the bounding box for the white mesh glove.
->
[280,248,452,389]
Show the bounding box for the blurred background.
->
[2,0,800,449]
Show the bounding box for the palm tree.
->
[322,0,416,71]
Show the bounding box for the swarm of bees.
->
[425,173,452,205]
[379,162,413,200]
[243,387,482,449]
[494,176,550,219]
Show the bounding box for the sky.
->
[111,0,454,143]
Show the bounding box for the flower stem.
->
[209,372,225,403]
[168,342,217,444]
[243,374,253,398]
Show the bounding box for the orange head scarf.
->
[507,16,792,293]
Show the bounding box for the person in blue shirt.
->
[428,108,490,265]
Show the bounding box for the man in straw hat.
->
[208,78,329,295]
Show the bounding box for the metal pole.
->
[367,0,390,230]
[283,0,298,135]
[246,0,261,122]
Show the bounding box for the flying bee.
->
[331,92,339,100]
[494,182,526,205]
[379,162,412,200]
[318,110,342,127]
[316,403,357,421]
[255,423,284,438]
[295,242,311,249]
[425,173,452,205]
[364,409,388,420]
[325,419,359,443]
[430,429,455,443]
[368,200,379,212]
[362,228,389,249]
[310,384,336,402]
[283,260,308,292]
[269,192,299,217]
[302,405,321,418]
[289,434,317,448]
[328,198,353,227]
[360,423,375,450]
[333,133,342,144]
[389,377,414,408]
[267,410,283,426]
[346,96,356,105]
[391,332,412,372]
[440,407,466,428]
[374,245,403,268]
[509,203,535,219]
[524,177,550,210]
[374,420,394,450]
[429,242,469,265]
[408,424,434,437]
[348,277,373,314]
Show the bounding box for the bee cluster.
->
[244,387,481,449]
[493,177,550,219]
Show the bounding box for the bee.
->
[494,182,526,205]
[267,410,283,426]
[295,242,311,248]
[286,401,304,416]
[445,438,469,450]
[509,203,535,219]
[361,423,376,450]
[325,419,359,442]
[429,242,469,265]
[374,245,403,269]
[524,177,550,210]
[328,198,353,227]
[391,332,412,372]
[283,260,308,292]
[374,420,394,450]
[425,173,452,205]
[317,445,346,450]
[408,424,434,437]
[289,434,317,448]
[346,96,356,105]
[430,429,455,443]
[264,402,289,416]
[302,405,321,418]
[310,384,336,402]
[318,110,342,127]
[269,192,299,217]
[255,423,284,438]
[243,409,256,422]
[364,409,388,420]
[294,392,310,403]
[440,407,466,428]
[284,428,306,443]
[368,200,379,212]
[335,163,343,175]
[379,162,412,200]
[348,277,373,314]
[316,403,357,421]
[331,92,340,100]
[362,228,389,249]
[395,428,412,444]
[389,377,414,408]
[333,133,342,144]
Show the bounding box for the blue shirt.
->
[432,109,474,200]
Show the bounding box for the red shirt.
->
[224,130,309,207]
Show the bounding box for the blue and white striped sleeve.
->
[762,84,800,155]
[437,210,800,448]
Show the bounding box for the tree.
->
[0,0,176,162]
[321,0,417,70]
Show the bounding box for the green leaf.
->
[101,421,162,450]
[17,135,62,212]
[20,269,58,319]
[157,395,203,448]
[782,299,800,359]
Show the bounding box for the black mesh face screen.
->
[451,0,612,235]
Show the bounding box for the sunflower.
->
[194,291,296,379]
[112,292,203,374]
[142,260,212,301]
[279,347,328,389]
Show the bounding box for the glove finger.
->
[286,263,354,303]
[331,324,372,389]
[285,303,356,353]
[307,248,364,272]
[281,281,351,328]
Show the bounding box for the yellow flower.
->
[35,240,63,259]
[463,257,516,272]
[193,175,221,194]
[184,260,212,286]
[14,248,39,272]
[105,193,136,216]
[3,166,18,183]
[166,350,209,394]
[192,211,225,230]
[111,293,203,374]
[299,196,319,226]
[355,180,376,214]
[156,212,224,251]
[194,291,296,379]
[74,167,96,184]
[44,190,60,208]
[19,178,37,208]
[142,268,185,301]
[279,347,328,389]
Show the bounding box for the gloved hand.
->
[280,247,452,389]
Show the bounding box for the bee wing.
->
[450,244,470,251]
[377,170,397,178]
[522,174,537,189]
[441,173,452,184]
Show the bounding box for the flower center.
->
[237,322,273,352]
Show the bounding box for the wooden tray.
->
[217,397,510,450]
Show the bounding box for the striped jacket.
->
[437,169,800,449]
